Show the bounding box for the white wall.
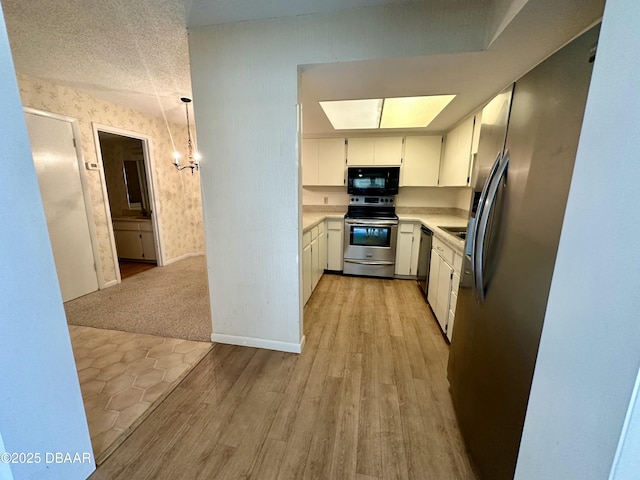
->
[0,9,94,480]
[189,3,486,352]
[515,0,640,478]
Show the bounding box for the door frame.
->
[92,124,165,283]
[23,107,105,289]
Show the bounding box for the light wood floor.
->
[90,275,476,480]
[118,261,156,280]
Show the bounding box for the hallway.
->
[90,275,476,479]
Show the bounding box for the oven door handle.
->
[344,219,398,227]
[343,259,395,266]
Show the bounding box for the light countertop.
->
[397,213,467,254]
[302,210,469,255]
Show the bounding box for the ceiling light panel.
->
[380,95,456,128]
[319,99,383,130]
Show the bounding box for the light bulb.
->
[193,152,201,163]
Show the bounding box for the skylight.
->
[319,95,456,130]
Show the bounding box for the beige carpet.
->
[65,256,212,342]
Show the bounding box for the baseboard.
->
[163,252,205,266]
[102,279,118,288]
[211,333,305,354]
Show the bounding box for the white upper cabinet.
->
[471,110,482,155]
[401,135,442,187]
[440,114,476,187]
[302,139,319,185]
[317,138,346,186]
[302,138,346,186]
[347,137,403,166]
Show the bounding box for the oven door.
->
[343,218,398,263]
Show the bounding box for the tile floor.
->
[68,325,212,463]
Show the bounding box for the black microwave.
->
[347,166,400,195]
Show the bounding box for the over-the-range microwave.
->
[347,166,400,196]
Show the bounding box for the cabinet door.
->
[346,137,374,165]
[114,230,144,260]
[471,111,482,155]
[402,136,442,186]
[374,137,403,165]
[427,249,440,309]
[303,243,312,305]
[435,259,453,331]
[318,222,327,274]
[395,222,415,275]
[440,116,474,186]
[302,138,319,185]
[326,220,344,271]
[318,138,346,186]
[140,231,157,261]
[311,237,320,290]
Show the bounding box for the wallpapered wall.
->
[17,73,205,285]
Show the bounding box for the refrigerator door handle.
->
[474,150,510,302]
[471,152,502,298]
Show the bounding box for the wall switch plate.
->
[324,196,329,204]
[85,162,100,170]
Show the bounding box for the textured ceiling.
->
[2,0,192,123]
[1,0,604,131]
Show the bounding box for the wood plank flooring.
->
[90,275,476,480]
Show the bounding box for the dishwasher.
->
[416,225,433,298]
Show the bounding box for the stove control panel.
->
[349,195,395,206]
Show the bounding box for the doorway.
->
[95,128,161,280]
[24,109,101,301]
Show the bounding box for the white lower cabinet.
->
[318,221,327,274]
[395,222,420,276]
[303,232,312,305]
[326,220,343,271]
[304,220,334,306]
[427,236,462,340]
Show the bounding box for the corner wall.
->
[189,3,487,351]
[0,9,94,479]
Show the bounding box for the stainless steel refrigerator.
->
[447,25,600,480]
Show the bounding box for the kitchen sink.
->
[439,225,467,240]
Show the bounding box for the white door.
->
[24,112,99,301]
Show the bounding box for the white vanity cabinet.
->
[113,219,156,262]
[427,236,462,340]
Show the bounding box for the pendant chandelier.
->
[172,97,201,174]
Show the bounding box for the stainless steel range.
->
[343,195,398,278]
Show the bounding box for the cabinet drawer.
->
[399,222,415,233]
[311,226,319,240]
[138,221,153,232]
[303,230,311,247]
[433,236,454,265]
[113,221,140,231]
[318,221,325,236]
[327,220,342,231]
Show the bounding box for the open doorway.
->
[96,129,161,280]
